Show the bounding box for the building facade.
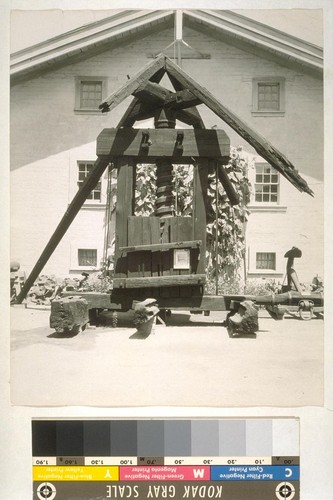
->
[10,10,323,285]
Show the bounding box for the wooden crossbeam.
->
[167,71,205,129]
[132,81,204,128]
[119,240,202,254]
[117,67,166,127]
[164,89,202,110]
[165,57,312,195]
[99,54,166,113]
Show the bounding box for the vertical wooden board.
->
[170,218,193,276]
[151,217,161,278]
[127,217,143,278]
[114,158,135,278]
[128,216,143,246]
[193,159,208,275]
[160,219,172,277]
[159,218,171,297]
[141,218,153,277]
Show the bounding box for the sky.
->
[10,8,323,53]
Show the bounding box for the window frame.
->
[77,160,103,203]
[74,76,107,114]
[77,248,98,268]
[255,252,276,272]
[252,77,285,116]
[247,246,284,277]
[253,162,280,205]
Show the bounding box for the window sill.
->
[72,203,106,211]
[74,108,105,115]
[251,111,285,117]
[247,271,284,277]
[248,205,287,213]
[69,267,99,272]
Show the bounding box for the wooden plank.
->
[114,158,135,279]
[127,216,143,278]
[165,57,313,195]
[61,291,112,309]
[193,159,208,276]
[99,54,166,112]
[167,72,205,129]
[118,102,157,127]
[176,109,205,129]
[113,274,206,289]
[16,158,109,303]
[119,239,201,253]
[97,128,230,158]
[160,218,171,279]
[170,218,193,276]
[150,217,161,278]
[164,89,202,110]
[133,81,204,129]
[117,67,166,128]
[142,217,154,277]
[60,291,257,313]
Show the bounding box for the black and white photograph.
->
[9,6,325,407]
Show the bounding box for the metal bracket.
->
[175,131,184,151]
[141,131,152,149]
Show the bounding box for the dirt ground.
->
[10,305,324,407]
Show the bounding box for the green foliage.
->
[173,164,193,216]
[134,164,156,215]
[205,146,252,292]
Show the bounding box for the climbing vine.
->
[206,146,252,293]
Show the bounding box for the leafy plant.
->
[134,164,157,216]
[205,146,252,293]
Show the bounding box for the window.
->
[75,77,107,112]
[80,80,102,109]
[256,252,276,271]
[78,162,101,201]
[257,82,280,111]
[78,249,97,267]
[252,78,285,115]
[254,163,279,203]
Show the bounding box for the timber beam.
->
[96,128,230,159]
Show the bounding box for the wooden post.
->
[193,158,208,276]
[114,157,135,279]
[15,157,110,303]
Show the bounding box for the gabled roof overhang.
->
[10,10,174,83]
[185,10,323,75]
[10,9,323,84]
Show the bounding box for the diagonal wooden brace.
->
[15,157,110,303]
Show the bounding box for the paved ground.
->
[10,306,324,407]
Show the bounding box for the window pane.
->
[256,252,276,270]
[77,162,101,201]
[78,249,97,267]
[257,82,280,111]
[80,81,103,109]
[255,164,279,203]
